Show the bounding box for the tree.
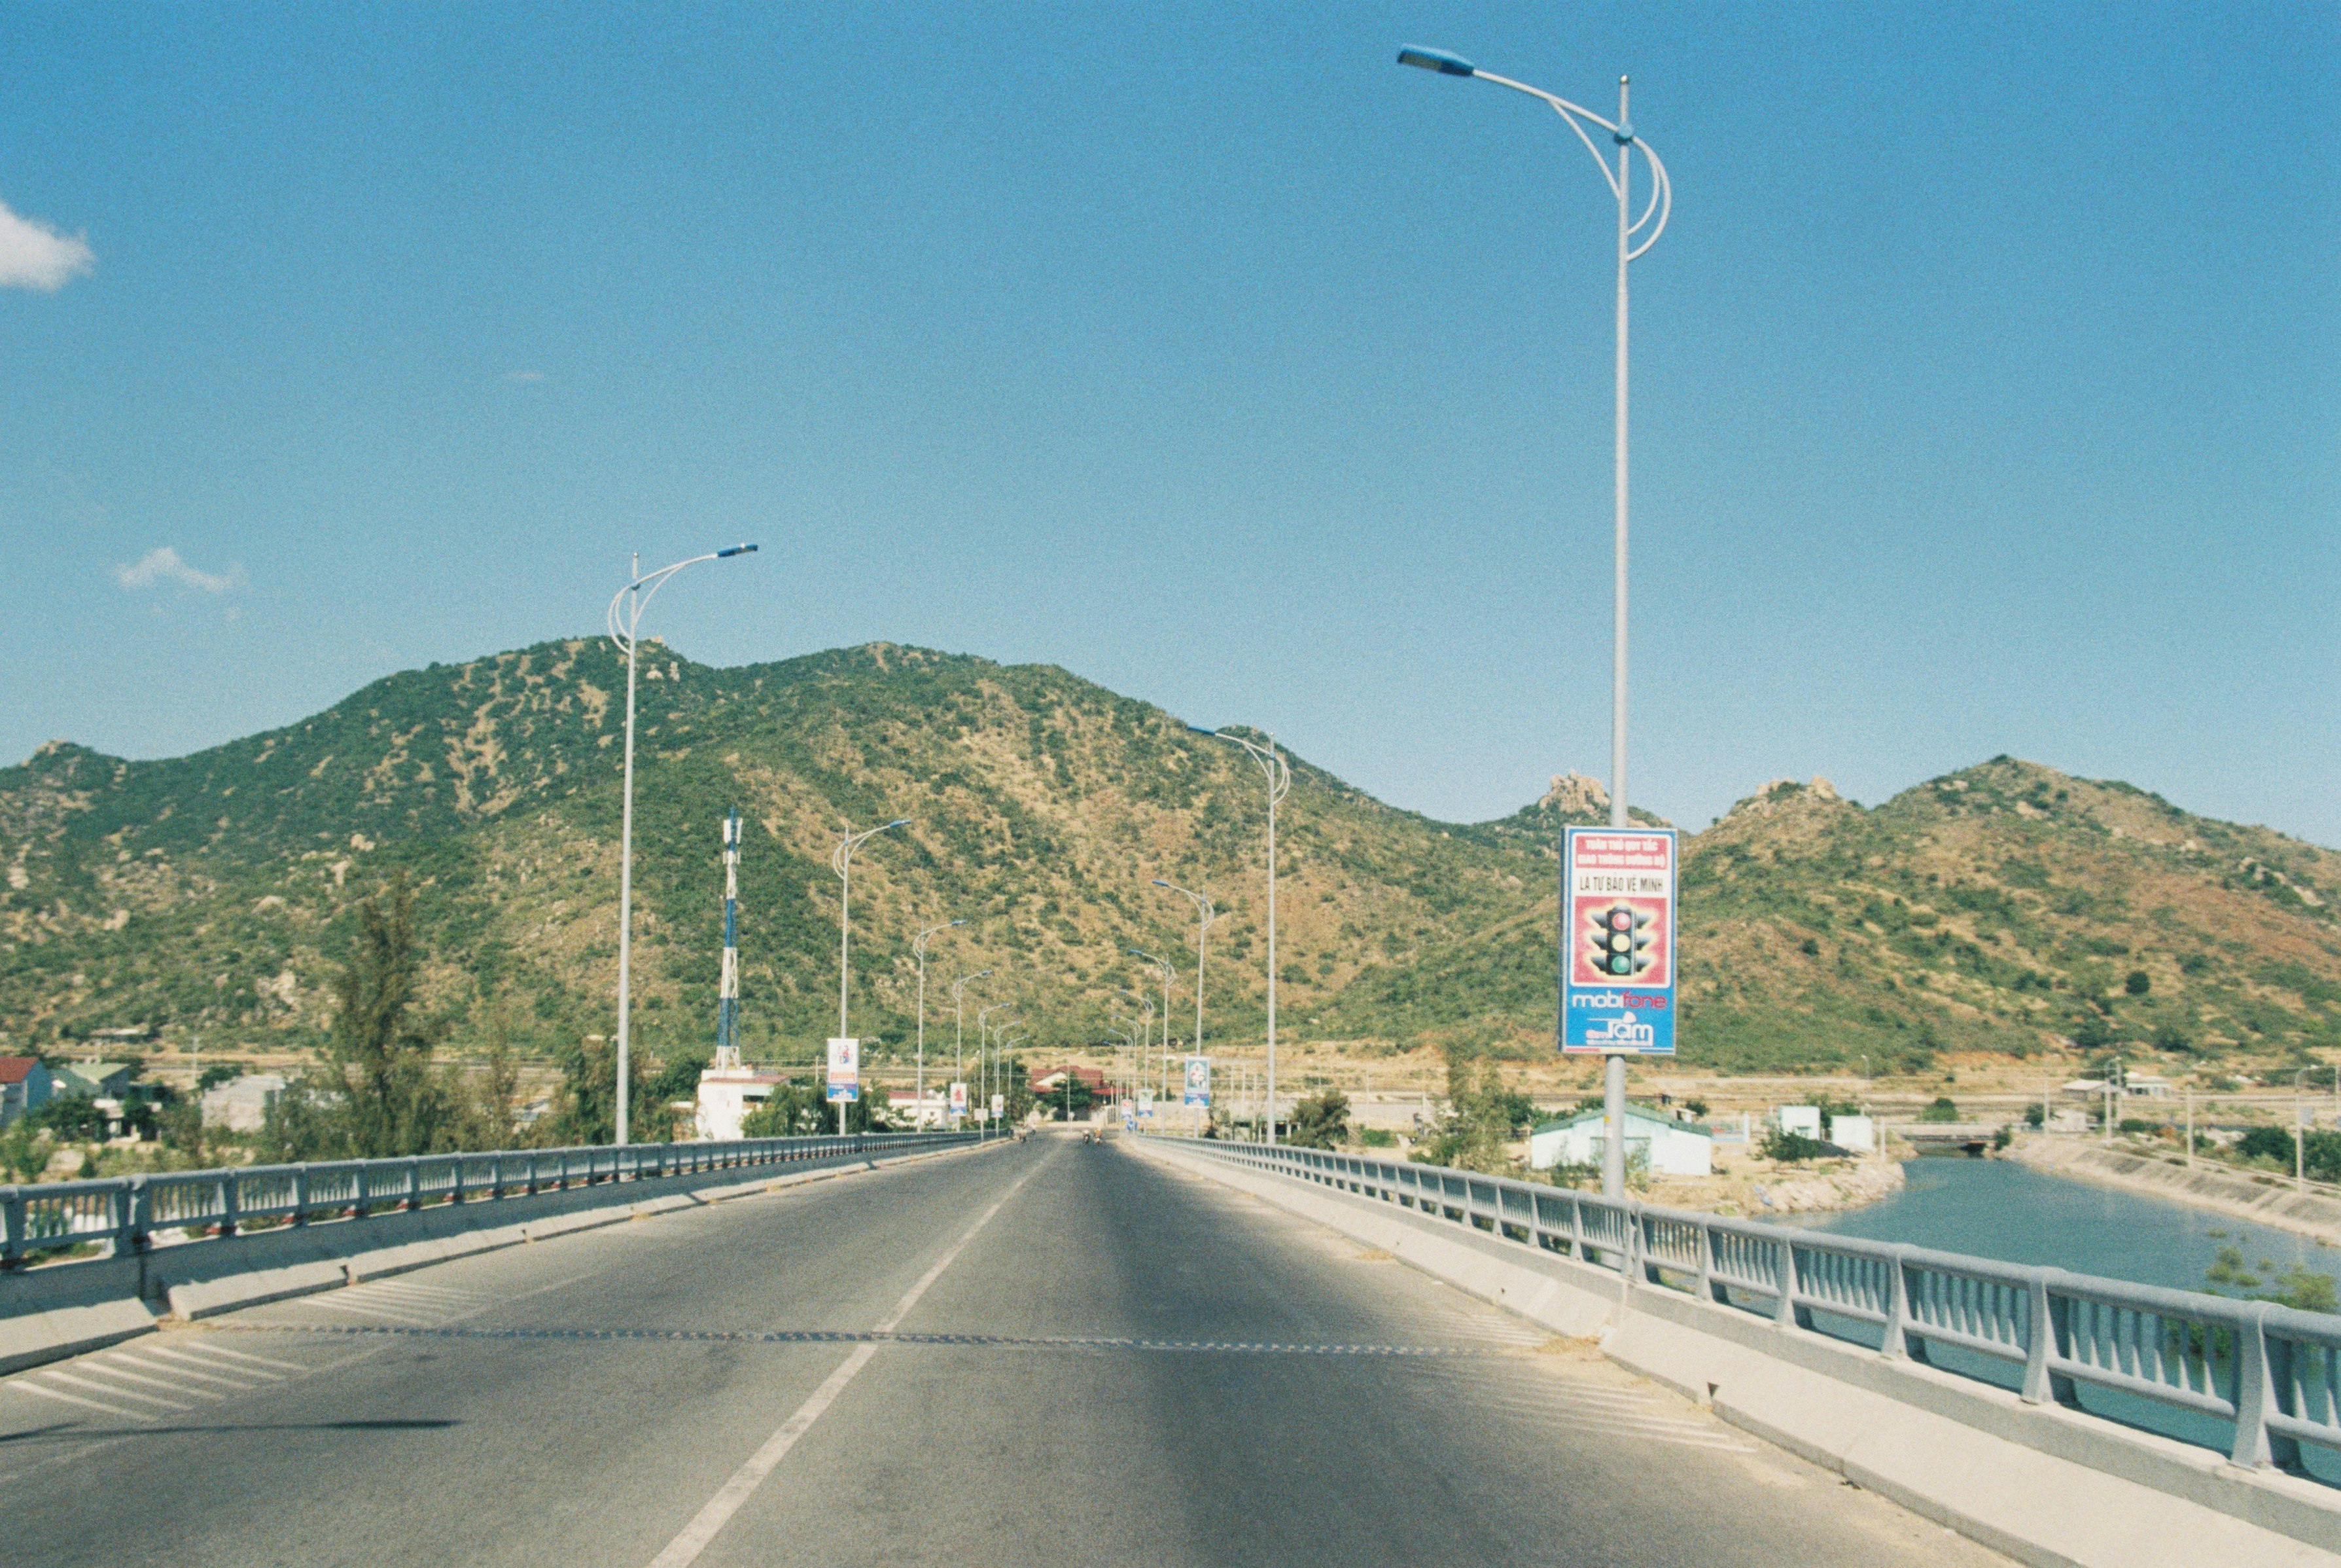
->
[541,1032,646,1146]
[1918,1096,1960,1124]
[28,1095,106,1142]
[196,1064,239,1092]
[1415,1049,1530,1175]
[1285,1088,1350,1150]
[317,873,452,1157]
[2124,969,2151,996]
[447,1007,525,1152]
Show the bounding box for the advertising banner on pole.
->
[989,1092,1005,1119]
[826,1037,861,1102]
[1560,827,1678,1056]
[949,1081,968,1118]
[1183,1055,1210,1107]
[1137,1089,1154,1118]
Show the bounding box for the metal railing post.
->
[2,1183,24,1267]
[404,1157,421,1211]
[292,1163,311,1225]
[1772,1233,1799,1328]
[219,1169,241,1237]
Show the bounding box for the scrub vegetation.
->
[1,642,2336,1085]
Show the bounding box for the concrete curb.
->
[4,1138,997,1367]
[1133,1138,2341,1567]
[0,1298,157,1378]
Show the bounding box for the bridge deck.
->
[0,1134,2007,1567]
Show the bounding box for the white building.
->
[200,1073,287,1132]
[695,1054,783,1141]
[1529,1104,1713,1177]
[1776,1105,1823,1140]
[1829,1114,1876,1153]
[889,1089,948,1128]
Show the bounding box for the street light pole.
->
[830,818,909,1134]
[1195,729,1290,1143]
[1128,949,1173,1120]
[1398,46,1671,1200]
[949,969,990,1127]
[605,543,759,1146]
[1153,878,1216,1079]
[913,920,964,1129]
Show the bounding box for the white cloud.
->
[114,547,242,594]
[504,370,544,383]
[0,198,95,291]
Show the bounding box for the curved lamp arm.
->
[1397,48,1672,260]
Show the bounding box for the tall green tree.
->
[320,872,451,1157]
[1285,1088,1351,1149]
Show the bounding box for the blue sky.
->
[3,3,2334,844]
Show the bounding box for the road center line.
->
[644,1152,1047,1568]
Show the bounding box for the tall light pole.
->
[1127,950,1173,1111]
[830,818,908,1133]
[987,1017,1024,1138]
[912,920,964,1128]
[1196,727,1290,1143]
[1118,987,1156,1107]
[1153,880,1216,1074]
[977,1003,1012,1132]
[997,1030,1029,1133]
[605,543,759,1146]
[2297,1068,2313,1191]
[1398,45,1672,1199]
[950,969,991,1126]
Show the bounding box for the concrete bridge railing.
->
[0,1131,978,1272]
[1166,1136,2341,1476]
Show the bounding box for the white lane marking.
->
[645,1154,1049,1568]
[35,1369,191,1411]
[113,1352,256,1391]
[358,1281,476,1304]
[71,1361,225,1403]
[289,1294,441,1326]
[166,1340,298,1376]
[7,1379,145,1420]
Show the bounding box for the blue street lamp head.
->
[1397,46,1475,77]
[715,543,759,558]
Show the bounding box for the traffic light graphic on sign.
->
[1587,903,1653,978]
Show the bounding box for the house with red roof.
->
[0,1057,54,1127]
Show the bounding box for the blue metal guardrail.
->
[1162,1136,2340,1476]
[1,1131,978,1272]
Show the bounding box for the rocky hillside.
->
[3,642,2335,1078]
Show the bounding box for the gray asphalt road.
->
[0,1134,2005,1567]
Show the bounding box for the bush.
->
[1761,1128,1828,1163]
[1359,1127,1396,1148]
[1917,1096,1960,1123]
[2024,1104,2045,1128]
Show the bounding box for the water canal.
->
[1797,1153,2330,1297]
[1787,1153,2338,1480]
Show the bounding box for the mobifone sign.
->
[1182,1055,1210,1107]
[1561,827,1677,1056]
[826,1037,860,1102]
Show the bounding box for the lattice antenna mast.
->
[716,808,742,1069]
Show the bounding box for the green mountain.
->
[3,641,2336,1078]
